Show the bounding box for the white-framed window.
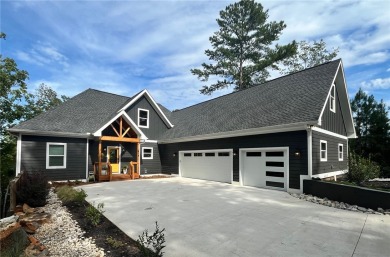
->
[320,140,327,162]
[138,108,149,128]
[142,147,153,159]
[338,143,344,161]
[330,84,336,113]
[46,143,67,169]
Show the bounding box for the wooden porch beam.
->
[120,116,123,137]
[110,124,120,137]
[122,127,131,138]
[100,136,140,143]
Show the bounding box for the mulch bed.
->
[361,180,390,191]
[63,200,142,257]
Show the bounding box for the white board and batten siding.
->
[179,149,233,183]
[240,147,289,191]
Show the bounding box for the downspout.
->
[307,126,313,178]
[15,133,22,176]
[85,137,89,181]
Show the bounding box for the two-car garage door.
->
[179,149,232,183]
[179,147,288,191]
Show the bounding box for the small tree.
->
[279,39,339,75]
[191,0,296,95]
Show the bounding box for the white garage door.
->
[179,149,233,183]
[241,148,288,191]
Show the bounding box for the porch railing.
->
[94,162,112,181]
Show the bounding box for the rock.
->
[0,215,18,230]
[0,222,29,257]
[378,207,384,212]
[21,221,40,234]
[357,206,367,212]
[15,204,24,213]
[23,203,36,214]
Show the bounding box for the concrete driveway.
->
[81,177,390,257]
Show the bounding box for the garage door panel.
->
[242,148,288,191]
[180,150,232,183]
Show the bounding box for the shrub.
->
[348,152,380,184]
[56,186,87,205]
[16,171,49,207]
[85,202,105,226]
[106,236,125,248]
[137,221,166,257]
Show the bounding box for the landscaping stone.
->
[290,193,389,215]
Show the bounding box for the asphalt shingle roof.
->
[161,59,341,140]
[13,89,131,134]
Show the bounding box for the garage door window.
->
[205,152,215,157]
[266,171,284,177]
[266,161,284,167]
[266,152,284,157]
[142,147,153,159]
[184,153,191,157]
[194,153,203,157]
[320,140,327,161]
[218,152,230,156]
[246,152,262,157]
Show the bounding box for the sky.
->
[2,0,390,111]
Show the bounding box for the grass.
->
[55,185,87,204]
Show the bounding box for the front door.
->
[107,147,120,173]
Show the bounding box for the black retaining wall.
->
[303,179,390,210]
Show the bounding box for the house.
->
[9,59,355,193]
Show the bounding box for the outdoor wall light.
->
[172,153,177,157]
[294,149,301,158]
[233,151,238,156]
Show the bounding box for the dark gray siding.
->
[140,142,162,174]
[312,131,348,175]
[320,86,347,136]
[21,135,87,180]
[126,96,169,140]
[159,131,308,189]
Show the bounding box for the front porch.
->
[91,115,145,182]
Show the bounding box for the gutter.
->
[8,128,92,138]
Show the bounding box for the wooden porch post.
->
[137,142,140,174]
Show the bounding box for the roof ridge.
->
[87,88,131,99]
[176,59,341,112]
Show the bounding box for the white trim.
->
[159,121,316,143]
[93,111,147,140]
[138,108,149,128]
[296,175,311,194]
[338,143,344,161]
[85,138,89,180]
[311,126,348,140]
[329,84,336,113]
[307,127,312,177]
[8,129,91,138]
[320,140,327,162]
[312,169,348,179]
[239,147,289,191]
[107,146,121,173]
[119,89,174,128]
[142,147,153,160]
[145,139,158,143]
[339,61,357,138]
[16,133,22,176]
[46,143,67,169]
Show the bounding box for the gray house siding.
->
[126,96,170,140]
[140,142,162,175]
[320,86,347,136]
[21,135,87,180]
[159,130,308,189]
[312,131,348,175]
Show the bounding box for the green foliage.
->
[137,221,166,257]
[16,171,49,207]
[106,236,125,248]
[279,39,339,75]
[85,202,105,226]
[348,152,380,184]
[350,88,390,177]
[191,0,296,95]
[56,186,87,205]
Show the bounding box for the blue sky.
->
[2,0,390,111]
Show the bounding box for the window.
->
[205,152,215,157]
[142,147,153,159]
[330,84,336,113]
[338,144,344,161]
[138,108,149,128]
[218,152,230,157]
[194,153,203,157]
[320,140,327,161]
[184,153,191,157]
[46,143,67,169]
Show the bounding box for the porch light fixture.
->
[172,153,176,157]
[233,151,238,156]
[294,149,301,158]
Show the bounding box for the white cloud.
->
[16,42,68,67]
[360,77,390,90]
